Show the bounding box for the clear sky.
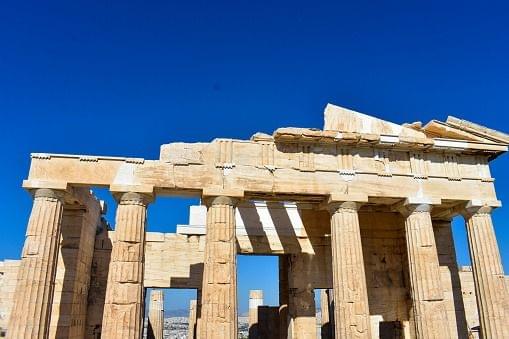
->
[1,1,508,314]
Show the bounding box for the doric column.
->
[195,289,202,339]
[101,192,151,339]
[320,289,333,339]
[248,290,264,339]
[288,253,316,339]
[200,193,240,339]
[188,299,197,339]
[327,194,371,339]
[399,197,449,339]
[8,188,65,339]
[278,255,289,339]
[147,289,164,339]
[462,200,509,338]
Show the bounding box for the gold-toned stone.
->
[2,103,508,339]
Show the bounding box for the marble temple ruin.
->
[1,103,509,338]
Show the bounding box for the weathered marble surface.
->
[2,103,508,338]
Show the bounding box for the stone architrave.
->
[147,289,164,339]
[200,192,241,339]
[399,197,449,339]
[463,201,509,338]
[327,194,371,339]
[101,192,151,339]
[8,188,65,339]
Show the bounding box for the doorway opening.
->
[237,254,280,339]
[143,288,197,339]
[379,321,403,339]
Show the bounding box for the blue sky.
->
[1,1,508,314]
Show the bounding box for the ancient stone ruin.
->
[1,103,509,338]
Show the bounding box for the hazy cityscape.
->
[144,316,250,339]
[143,313,327,338]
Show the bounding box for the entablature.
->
[25,145,499,206]
[24,104,507,206]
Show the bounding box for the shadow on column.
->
[320,289,334,339]
[85,218,112,339]
[433,218,469,338]
[55,207,86,338]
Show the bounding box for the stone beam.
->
[24,136,500,202]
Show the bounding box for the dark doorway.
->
[379,321,402,339]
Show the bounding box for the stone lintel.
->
[328,192,369,204]
[23,179,68,192]
[202,187,244,199]
[109,184,155,195]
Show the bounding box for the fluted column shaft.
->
[102,192,150,339]
[463,203,509,338]
[320,289,333,339]
[248,290,264,339]
[8,188,64,339]
[401,201,449,339]
[147,289,164,339]
[278,255,289,339]
[329,201,371,339]
[200,196,238,339]
[195,289,202,339]
[188,299,198,339]
[287,253,316,339]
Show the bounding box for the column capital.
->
[462,199,501,217]
[324,193,368,213]
[394,196,441,216]
[23,180,68,201]
[114,191,153,206]
[203,195,240,207]
[32,188,66,202]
